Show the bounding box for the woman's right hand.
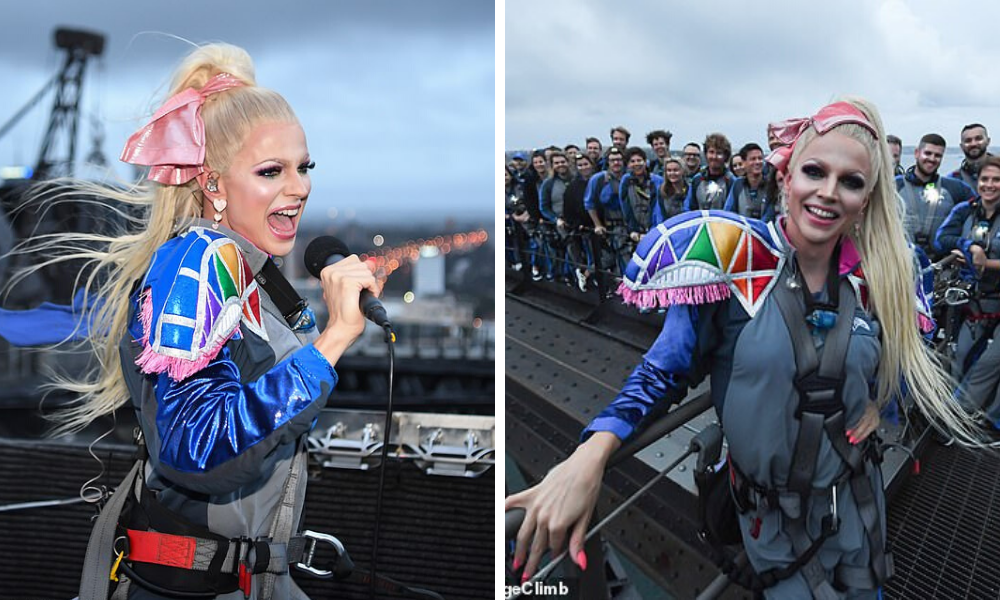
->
[312,255,380,365]
[504,432,620,582]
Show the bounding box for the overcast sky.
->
[0,1,494,225]
[506,0,1000,173]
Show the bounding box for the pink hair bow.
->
[765,101,878,174]
[120,73,246,185]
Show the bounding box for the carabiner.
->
[294,530,346,579]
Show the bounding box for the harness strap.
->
[825,412,865,474]
[836,562,884,590]
[259,439,309,599]
[850,465,892,583]
[965,310,1000,322]
[785,521,841,600]
[79,458,143,600]
[123,529,304,575]
[962,316,1000,375]
[255,257,313,330]
[769,267,865,598]
[774,273,857,496]
[787,412,826,508]
[109,578,130,600]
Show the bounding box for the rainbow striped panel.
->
[619,210,787,318]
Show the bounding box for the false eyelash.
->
[301,161,316,170]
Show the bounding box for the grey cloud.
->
[0,1,494,225]
[506,0,1000,153]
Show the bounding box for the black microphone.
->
[304,236,391,329]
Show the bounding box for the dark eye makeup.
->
[800,163,865,191]
[840,175,866,190]
[256,160,315,178]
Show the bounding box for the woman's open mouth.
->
[267,204,301,240]
[804,204,839,221]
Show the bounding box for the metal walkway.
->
[505,272,978,599]
[505,277,747,599]
[885,442,1000,599]
[0,438,493,600]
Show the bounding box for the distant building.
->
[414,245,445,298]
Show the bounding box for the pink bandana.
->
[765,101,878,174]
[120,73,246,185]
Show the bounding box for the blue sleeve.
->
[650,176,663,227]
[953,179,976,204]
[723,178,740,213]
[539,178,557,222]
[935,201,971,253]
[650,174,666,226]
[894,175,905,192]
[763,200,778,224]
[583,173,600,211]
[581,304,710,442]
[683,176,698,211]
[153,343,336,493]
[619,174,637,231]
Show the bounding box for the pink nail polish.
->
[576,550,588,571]
[521,571,530,584]
[512,557,522,571]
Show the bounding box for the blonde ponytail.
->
[6,43,298,434]
[787,97,984,446]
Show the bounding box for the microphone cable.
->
[369,322,396,599]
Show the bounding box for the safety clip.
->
[294,530,346,579]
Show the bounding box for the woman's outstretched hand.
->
[504,432,620,582]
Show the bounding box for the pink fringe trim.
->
[133,287,240,381]
[618,282,731,309]
[137,290,153,346]
[917,313,935,334]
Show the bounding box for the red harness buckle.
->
[238,560,252,598]
[125,529,196,569]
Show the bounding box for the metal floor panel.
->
[885,442,1000,600]
[0,439,492,600]
[507,288,932,599]
[506,296,643,422]
[506,296,749,599]
[506,387,749,600]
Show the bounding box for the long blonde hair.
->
[8,43,299,435]
[787,96,983,446]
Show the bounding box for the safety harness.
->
[900,175,953,250]
[81,440,312,599]
[695,170,732,210]
[79,259,443,600]
[715,249,894,597]
[81,439,442,599]
[957,204,1000,374]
